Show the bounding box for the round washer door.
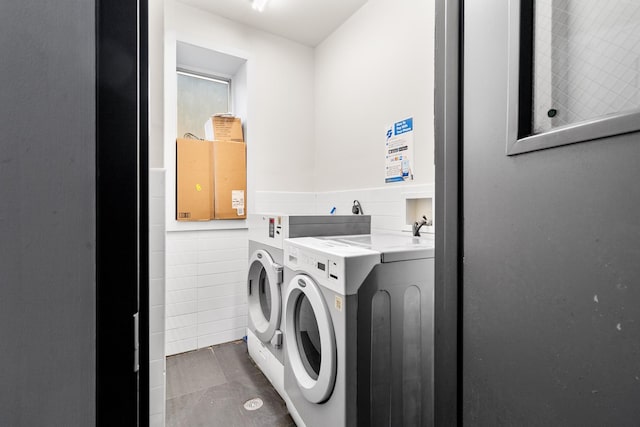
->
[285,274,336,404]
[247,249,282,342]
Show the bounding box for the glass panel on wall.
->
[258,268,272,319]
[531,0,640,134]
[295,294,321,380]
[176,71,229,139]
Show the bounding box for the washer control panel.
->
[284,237,380,295]
[286,244,343,286]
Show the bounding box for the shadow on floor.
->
[166,340,295,427]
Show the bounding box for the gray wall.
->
[0,1,95,425]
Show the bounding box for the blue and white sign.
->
[385,117,414,183]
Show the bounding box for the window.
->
[507,0,640,155]
[176,70,230,139]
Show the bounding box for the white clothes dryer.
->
[246,214,371,400]
[282,233,435,427]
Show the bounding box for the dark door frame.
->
[434,0,462,425]
[96,0,149,425]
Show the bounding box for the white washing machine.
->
[246,214,371,400]
[282,233,435,427]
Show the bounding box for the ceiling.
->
[177,0,369,47]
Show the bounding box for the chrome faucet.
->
[412,215,432,237]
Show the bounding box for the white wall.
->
[165,229,248,355]
[149,4,166,424]
[149,169,166,427]
[163,0,316,196]
[150,0,165,169]
[314,0,435,191]
[157,0,317,358]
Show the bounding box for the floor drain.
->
[243,397,264,411]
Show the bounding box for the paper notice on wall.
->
[385,117,414,183]
[231,190,245,214]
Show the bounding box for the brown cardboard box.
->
[213,140,247,219]
[176,138,213,221]
[204,116,244,142]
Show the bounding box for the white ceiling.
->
[177,0,369,47]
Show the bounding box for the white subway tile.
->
[197,228,247,239]
[167,230,201,240]
[276,202,316,214]
[198,316,247,336]
[166,251,198,266]
[197,248,247,264]
[166,301,196,317]
[150,306,165,334]
[150,413,164,427]
[197,283,246,301]
[197,271,245,288]
[198,294,247,313]
[149,197,165,225]
[149,225,165,251]
[197,327,246,349]
[149,169,165,198]
[198,304,247,324]
[149,359,165,388]
[166,338,197,356]
[197,236,248,251]
[149,251,165,280]
[167,288,196,304]
[198,328,247,348]
[371,215,403,232]
[150,386,165,416]
[166,325,197,343]
[150,332,165,361]
[166,237,198,253]
[166,276,196,291]
[166,263,197,279]
[149,279,165,307]
[165,313,196,330]
[197,260,246,276]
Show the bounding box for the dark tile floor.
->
[166,340,295,427]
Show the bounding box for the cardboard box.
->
[176,138,213,221]
[213,140,247,219]
[204,115,244,142]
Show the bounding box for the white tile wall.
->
[149,169,166,426]
[150,414,164,427]
[253,191,317,215]
[165,228,248,355]
[162,184,433,359]
[198,327,247,349]
[255,184,435,234]
[165,337,198,356]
